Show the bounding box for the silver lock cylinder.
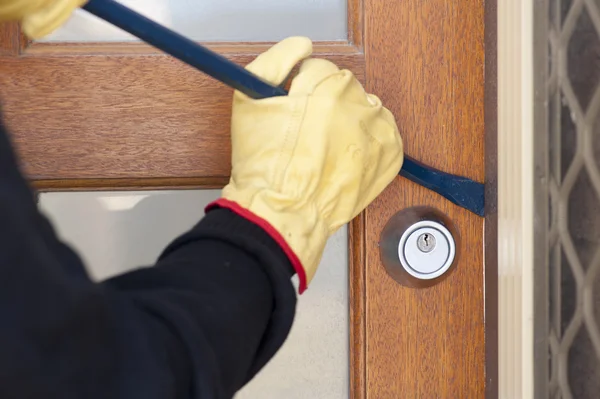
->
[398,220,455,280]
[379,207,459,287]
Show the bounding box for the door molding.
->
[496,0,536,398]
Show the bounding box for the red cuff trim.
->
[206,198,308,294]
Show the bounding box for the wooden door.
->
[0,0,492,397]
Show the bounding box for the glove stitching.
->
[272,96,308,194]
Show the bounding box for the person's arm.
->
[0,116,296,399]
[0,15,403,397]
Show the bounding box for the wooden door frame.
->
[485,0,498,397]
[1,0,498,397]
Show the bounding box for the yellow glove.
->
[208,37,403,293]
[0,0,85,39]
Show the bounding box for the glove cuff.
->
[206,198,310,293]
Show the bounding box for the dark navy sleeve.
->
[0,115,297,399]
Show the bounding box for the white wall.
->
[39,190,349,398]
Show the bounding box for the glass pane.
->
[39,190,349,398]
[42,0,347,42]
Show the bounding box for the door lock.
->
[416,232,436,253]
[379,207,459,287]
[398,220,455,280]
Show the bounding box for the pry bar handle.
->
[83,0,485,217]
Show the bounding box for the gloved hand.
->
[0,0,84,39]
[208,37,404,293]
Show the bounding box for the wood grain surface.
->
[0,49,363,181]
[485,0,498,397]
[349,212,367,398]
[363,0,485,397]
[24,41,360,56]
[32,176,228,191]
[348,0,364,49]
[0,22,22,56]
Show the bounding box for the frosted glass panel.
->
[39,190,348,398]
[42,0,347,42]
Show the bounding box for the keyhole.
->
[417,232,436,253]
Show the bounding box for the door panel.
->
[360,0,485,397]
[0,0,489,397]
[39,190,350,399]
[0,47,363,183]
[41,0,348,42]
